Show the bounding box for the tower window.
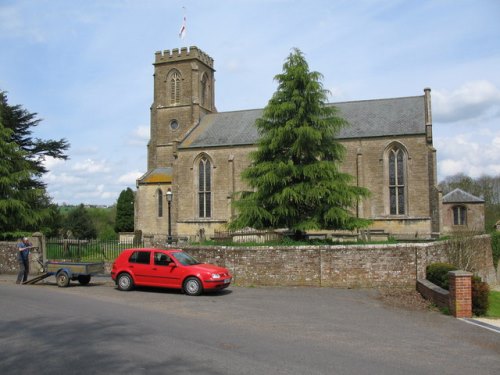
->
[201,74,208,107]
[198,157,211,218]
[388,146,406,215]
[170,71,181,104]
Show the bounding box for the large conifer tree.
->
[229,49,370,235]
[0,91,69,236]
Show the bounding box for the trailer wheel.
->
[78,275,91,285]
[117,273,134,291]
[56,271,70,287]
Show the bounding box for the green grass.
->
[487,290,500,318]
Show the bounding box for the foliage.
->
[115,188,135,232]
[426,262,457,290]
[0,91,69,235]
[487,291,500,317]
[444,229,484,271]
[63,204,97,239]
[439,173,500,232]
[471,276,490,316]
[491,231,500,269]
[87,206,117,240]
[229,48,370,235]
[0,91,69,180]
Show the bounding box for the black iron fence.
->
[46,238,144,262]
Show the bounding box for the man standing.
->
[16,237,32,284]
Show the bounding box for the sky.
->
[0,0,499,206]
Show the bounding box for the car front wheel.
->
[117,273,134,291]
[183,277,203,296]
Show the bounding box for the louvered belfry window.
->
[170,72,181,104]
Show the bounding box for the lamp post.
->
[166,189,173,245]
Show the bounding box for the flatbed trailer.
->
[24,261,104,287]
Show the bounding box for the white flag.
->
[179,16,186,39]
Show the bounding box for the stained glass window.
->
[388,147,406,215]
[198,157,211,218]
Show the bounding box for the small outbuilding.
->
[442,188,485,233]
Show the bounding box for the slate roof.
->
[442,188,484,203]
[179,95,425,149]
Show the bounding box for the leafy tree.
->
[115,188,135,232]
[64,204,97,239]
[0,91,69,236]
[229,48,370,236]
[87,205,117,240]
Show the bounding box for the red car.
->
[111,248,232,296]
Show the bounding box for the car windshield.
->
[172,251,201,266]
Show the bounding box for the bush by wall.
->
[472,276,490,316]
[426,263,458,290]
[491,231,500,269]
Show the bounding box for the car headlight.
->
[211,273,221,279]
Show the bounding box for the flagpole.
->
[179,6,187,46]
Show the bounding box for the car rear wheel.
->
[117,273,134,291]
[183,277,203,296]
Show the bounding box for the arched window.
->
[200,74,208,107]
[453,205,467,225]
[157,189,163,217]
[388,146,406,215]
[198,156,211,218]
[169,71,181,105]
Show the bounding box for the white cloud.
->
[433,81,500,123]
[128,125,150,146]
[72,159,111,174]
[134,125,149,140]
[118,171,143,185]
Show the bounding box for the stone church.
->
[135,46,444,242]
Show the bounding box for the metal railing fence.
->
[46,238,144,262]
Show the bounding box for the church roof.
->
[442,188,484,203]
[137,167,173,184]
[179,95,425,149]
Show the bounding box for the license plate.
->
[224,278,231,284]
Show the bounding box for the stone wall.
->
[0,241,20,274]
[178,236,496,288]
[1,235,495,289]
[0,235,44,275]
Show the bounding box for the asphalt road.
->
[0,276,499,375]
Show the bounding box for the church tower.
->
[148,46,216,170]
[136,46,216,239]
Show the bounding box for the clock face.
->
[170,120,179,130]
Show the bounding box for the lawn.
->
[487,290,500,318]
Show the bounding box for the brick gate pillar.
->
[448,270,473,318]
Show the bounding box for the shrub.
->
[491,231,500,269]
[426,263,457,290]
[472,276,490,316]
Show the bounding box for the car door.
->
[151,251,183,288]
[127,250,152,285]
